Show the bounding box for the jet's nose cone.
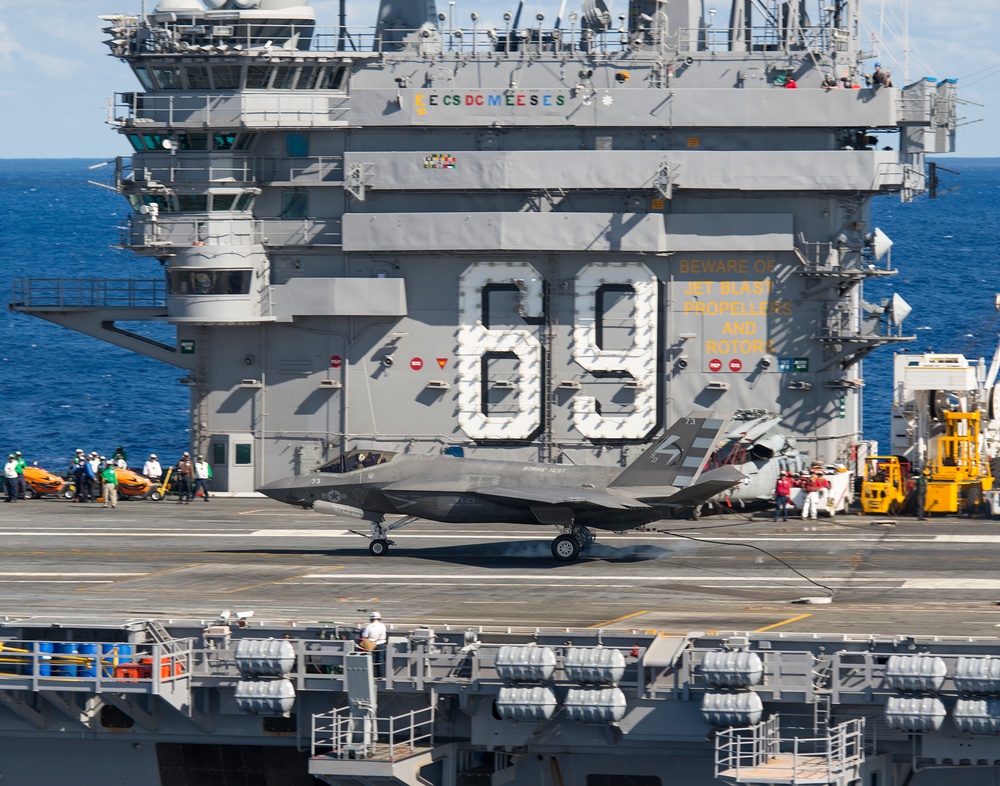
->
[257,477,305,506]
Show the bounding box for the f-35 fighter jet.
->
[258,411,744,560]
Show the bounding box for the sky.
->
[0,0,994,159]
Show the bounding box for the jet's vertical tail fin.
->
[609,411,730,489]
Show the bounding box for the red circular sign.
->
[329,355,342,369]
[708,358,723,372]
[729,358,743,372]
[410,357,424,370]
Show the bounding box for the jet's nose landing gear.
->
[551,527,596,561]
[349,515,421,556]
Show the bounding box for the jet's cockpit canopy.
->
[317,450,398,474]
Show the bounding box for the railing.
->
[112,18,852,59]
[11,278,166,310]
[112,92,351,129]
[121,155,344,186]
[119,217,342,249]
[0,638,193,696]
[312,705,434,760]
[716,715,865,784]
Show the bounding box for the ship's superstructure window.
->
[234,443,252,466]
[273,65,298,90]
[150,65,180,89]
[168,269,253,296]
[178,133,209,151]
[286,133,309,158]
[281,190,309,218]
[235,193,256,211]
[176,194,209,212]
[128,62,346,92]
[211,65,241,89]
[132,65,154,91]
[246,64,271,89]
[184,65,210,89]
[212,194,237,211]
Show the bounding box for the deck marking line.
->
[220,565,346,594]
[587,610,650,628]
[755,613,813,632]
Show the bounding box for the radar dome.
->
[231,0,261,8]
[203,0,228,8]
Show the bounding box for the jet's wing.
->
[473,485,652,511]
[382,480,651,511]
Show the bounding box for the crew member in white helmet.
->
[361,611,388,678]
[143,454,162,483]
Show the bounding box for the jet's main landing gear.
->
[551,527,596,561]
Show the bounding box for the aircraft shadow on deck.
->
[207,539,675,565]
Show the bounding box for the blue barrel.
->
[78,643,98,678]
[101,643,132,677]
[37,642,53,677]
[54,643,79,677]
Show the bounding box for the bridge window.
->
[150,66,180,89]
[132,65,154,91]
[168,269,253,296]
[212,193,237,211]
[235,193,256,211]
[176,194,208,212]
[297,66,318,89]
[184,65,210,90]
[211,65,241,89]
[213,133,237,151]
[246,64,271,89]
[178,133,209,151]
[273,65,298,90]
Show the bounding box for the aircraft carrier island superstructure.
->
[11,0,956,493]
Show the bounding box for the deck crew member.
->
[14,451,26,499]
[176,452,194,503]
[801,471,824,521]
[914,470,928,520]
[4,455,18,502]
[361,611,388,678]
[101,462,119,509]
[143,454,162,483]
[193,455,212,501]
[773,470,792,521]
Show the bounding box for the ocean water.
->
[0,157,996,470]
[0,159,189,470]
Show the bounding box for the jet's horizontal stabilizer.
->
[655,466,747,507]
[609,411,731,489]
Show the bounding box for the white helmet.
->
[369,611,381,620]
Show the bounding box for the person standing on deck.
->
[101,463,119,509]
[176,452,194,503]
[193,455,212,501]
[773,471,792,522]
[361,611,388,678]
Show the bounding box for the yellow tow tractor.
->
[860,455,912,515]
[924,410,993,515]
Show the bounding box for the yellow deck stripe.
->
[754,613,813,632]
[587,610,649,628]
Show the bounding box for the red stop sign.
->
[329,355,342,369]
[729,358,743,372]
[410,357,423,370]
[708,358,722,372]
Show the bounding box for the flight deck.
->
[3,498,996,638]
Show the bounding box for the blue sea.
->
[0,158,997,470]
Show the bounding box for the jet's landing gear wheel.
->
[552,534,581,562]
[369,539,390,556]
[574,528,596,551]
